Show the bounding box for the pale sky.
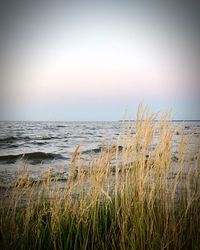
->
[0,0,200,120]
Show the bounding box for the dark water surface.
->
[0,121,199,186]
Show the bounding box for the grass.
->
[0,105,200,249]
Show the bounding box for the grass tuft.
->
[0,105,200,249]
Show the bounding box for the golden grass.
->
[0,105,200,249]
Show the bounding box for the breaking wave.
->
[0,152,66,164]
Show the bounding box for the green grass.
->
[0,105,200,249]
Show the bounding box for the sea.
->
[0,121,199,187]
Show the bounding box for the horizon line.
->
[0,119,200,123]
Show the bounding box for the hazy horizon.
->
[1,117,200,122]
[0,1,200,121]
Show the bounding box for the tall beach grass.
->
[0,105,200,249]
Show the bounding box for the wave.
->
[83,145,123,154]
[0,136,31,143]
[0,152,66,164]
[0,135,63,144]
[0,144,19,149]
[41,136,61,140]
[31,141,49,145]
[83,147,102,154]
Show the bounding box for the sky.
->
[0,0,200,121]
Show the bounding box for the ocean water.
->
[0,121,199,186]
